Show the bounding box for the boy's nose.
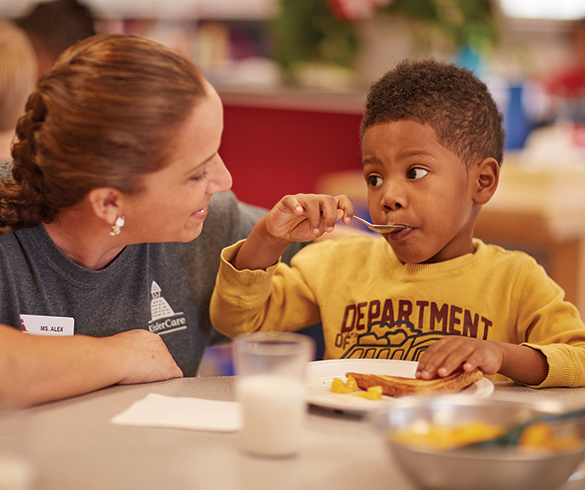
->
[381,182,406,210]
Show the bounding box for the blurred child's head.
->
[361,59,505,168]
[360,59,502,264]
[0,20,37,133]
[16,0,96,78]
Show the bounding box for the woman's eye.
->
[366,175,383,187]
[190,170,208,182]
[407,167,428,180]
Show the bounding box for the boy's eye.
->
[366,175,383,187]
[407,167,428,180]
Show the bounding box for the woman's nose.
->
[208,155,232,193]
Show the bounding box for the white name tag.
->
[20,314,74,336]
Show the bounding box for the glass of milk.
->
[233,332,315,458]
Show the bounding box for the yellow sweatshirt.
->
[210,236,585,388]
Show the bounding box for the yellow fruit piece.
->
[519,422,582,453]
[346,375,358,391]
[330,377,355,394]
[519,422,554,449]
[330,375,380,399]
[353,385,383,400]
[391,420,506,451]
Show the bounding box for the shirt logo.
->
[148,281,187,335]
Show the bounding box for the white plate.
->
[305,359,494,414]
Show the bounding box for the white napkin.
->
[111,393,242,432]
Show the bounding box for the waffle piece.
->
[346,368,483,397]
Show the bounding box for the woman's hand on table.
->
[0,324,182,407]
[111,330,183,385]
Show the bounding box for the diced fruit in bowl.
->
[370,396,585,490]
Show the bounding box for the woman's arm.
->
[0,325,182,407]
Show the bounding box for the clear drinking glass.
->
[233,332,315,458]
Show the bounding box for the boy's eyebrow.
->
[398,150,434,159]
[362,156,380,168]
[362,150,435,167]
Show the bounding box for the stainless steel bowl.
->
[371,396,585,490]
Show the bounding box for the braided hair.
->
[0,33,206,233]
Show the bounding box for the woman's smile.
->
[191,205,209,219]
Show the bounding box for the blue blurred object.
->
[456,44,482,73]
[198,323,325,376]
[197,344,234,376]
[456,44,535,152]
[504,84,535,150]
[298,323,325,361]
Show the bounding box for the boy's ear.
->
[87,188,123,225]
[472,157,499,205]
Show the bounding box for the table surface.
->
[16,377,585,490]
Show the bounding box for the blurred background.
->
[3,0,585,373]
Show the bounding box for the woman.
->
[0,33,269,407]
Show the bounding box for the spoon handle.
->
[464,407,585,449]
[352,215,405,232]
[352,216,377,230]
[534,406,585,426]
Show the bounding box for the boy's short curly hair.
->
[361,59,505,167]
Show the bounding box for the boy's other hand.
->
[415,336,503,380]
[264,194,354,243]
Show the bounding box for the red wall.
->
[219,104,364,210]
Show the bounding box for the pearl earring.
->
[110,216,125,236]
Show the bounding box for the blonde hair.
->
[0,20,37,132]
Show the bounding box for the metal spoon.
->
[352,215,406,233]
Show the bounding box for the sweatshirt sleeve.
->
[203,192,307,346]
[210,240,322,338]
[514,260,585,388]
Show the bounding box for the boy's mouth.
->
[386,226,412,241]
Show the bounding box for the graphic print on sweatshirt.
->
[337,299,494,361]
[148,281,187,335]
[340,320,449,361]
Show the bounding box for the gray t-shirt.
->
[0,190,268,376]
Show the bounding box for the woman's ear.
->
[87,188,122,225]
[473,157,499,205]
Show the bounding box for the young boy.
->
[210,59,585,387]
